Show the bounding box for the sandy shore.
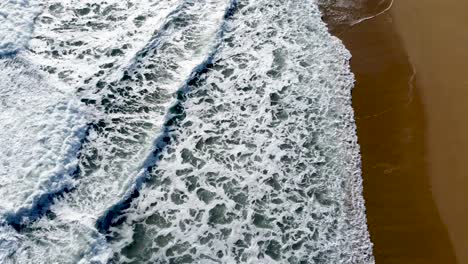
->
[391,1,468,263]
[321,0,465,263]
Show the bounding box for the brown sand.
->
[391,1,468,263]
[321,0,464,263]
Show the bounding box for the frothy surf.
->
[0,0,374,263]
[0,0,40,56]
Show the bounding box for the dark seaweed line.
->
[95,0,239,235]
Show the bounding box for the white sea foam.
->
[108,0,373,263]
[0,0,40,56]
[1,0,232,263]
[26,0,182,86]
[0,0,373,263]
[0,58,89,217]
[0,0,174,228]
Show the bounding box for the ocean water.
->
[0,0,373,263]
[0,0,40,56]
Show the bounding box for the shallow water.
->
[0,0,373,263]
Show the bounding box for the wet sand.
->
[391,1,468,263]
[321,0,462,263]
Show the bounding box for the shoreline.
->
[320,1,458,263]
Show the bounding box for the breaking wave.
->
[0,0,373,263]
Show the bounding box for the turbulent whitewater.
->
[0,0,374,263]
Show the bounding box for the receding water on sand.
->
[320,0,459,263]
